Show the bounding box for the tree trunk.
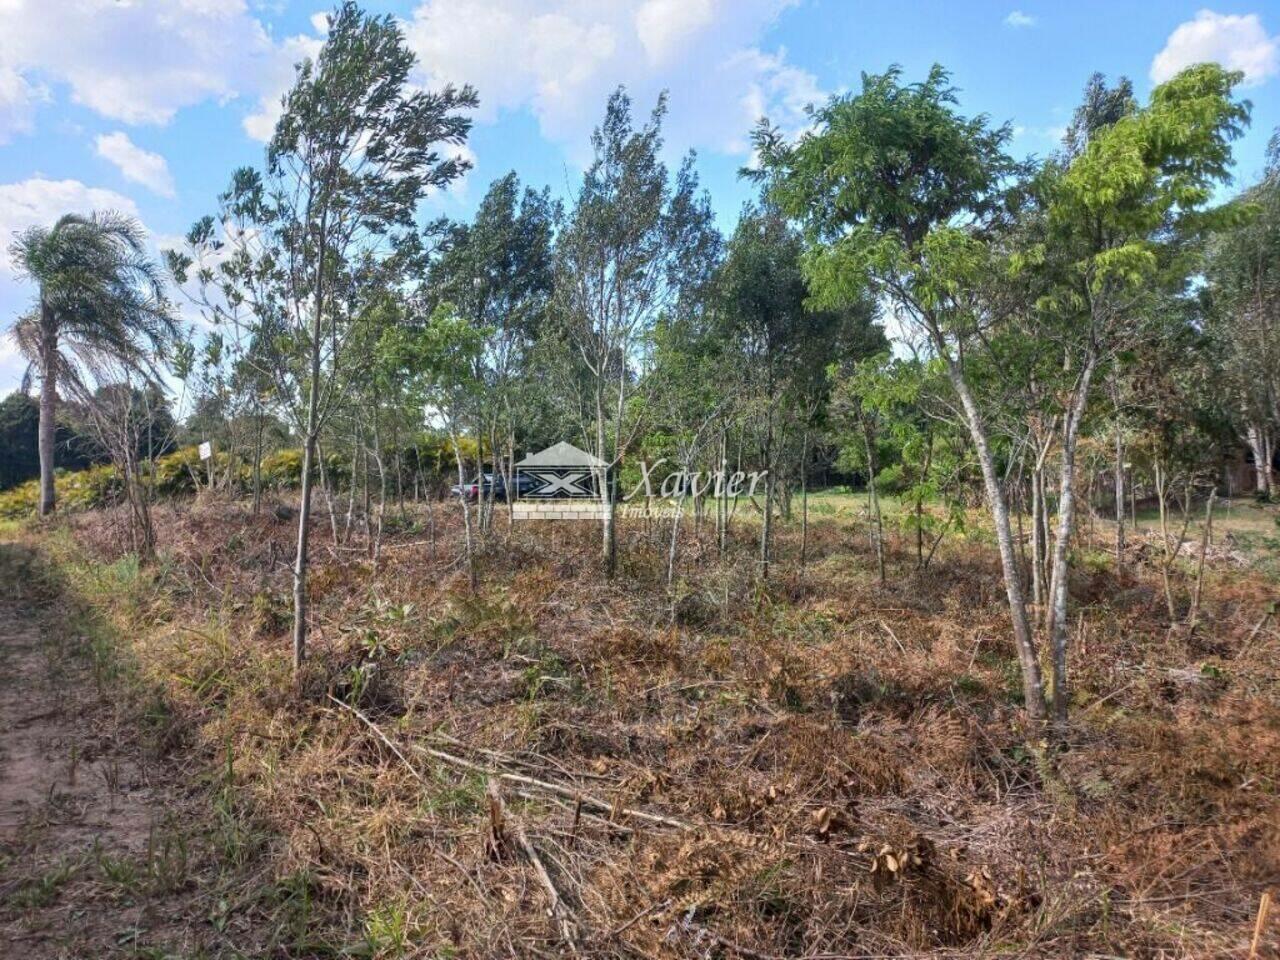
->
[1045,357,1096,734]
[1113,429,1125,565]
[291,261,326,674]
[1249,423,1275,499]
[1047,437,1080,732]
[716,426,728,556]
[292,427,318,675]
[1031,466,1045,608]
[1154,463,1193,622]
[37,304,58,517]
[506,429,517,530]
[945,359,1048,726]
[1265,430,1276,499]
[252,404,264,517]
[370,418,387,563]
[317,441,340,547]
[800,427,810,572]
[759,408,774,581]
[1187,489,1216,633]
[862,421,885,583]
[453,437,478,594]
[666,488,685,588]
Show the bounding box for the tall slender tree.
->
[551,88,718,577]
[173,2,477,672]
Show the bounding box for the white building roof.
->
[515,441,606,468]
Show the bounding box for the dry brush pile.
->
[23,496,1280,958]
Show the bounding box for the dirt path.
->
[0,545,224,958]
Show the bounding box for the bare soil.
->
[0,544,232,959]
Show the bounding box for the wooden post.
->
[1249,889,1273,960]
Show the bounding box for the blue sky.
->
[2,1,1279,393]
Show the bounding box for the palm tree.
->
[8,212,174,515]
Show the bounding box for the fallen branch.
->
[505,782,579,953]
[327,693,694,831]
[878,619,907,656]
[1236,604,1276,660]
[410,741,696,832]
[327,693,427,782]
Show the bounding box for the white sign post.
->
[198,441,214,493]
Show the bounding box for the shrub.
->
[0,463,123,519]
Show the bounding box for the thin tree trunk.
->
[37,305,57,517]
[944,358,1048,726]
[292,407,319,673]
[666,487,685,588]
[506,428,516,530]
[1046,357,1097,733]
[1154,462,1193,622]
[318,441,340,548]
[1114,429,1125,565]
[393,416,404,518]
[862,421,885,583]
[1187,489,1216,633]
[595,390,617,578]
[252,404,264,517]
[453,436,477,594]
[800,427,810,572]
[1264,431,1276,498]
[915,429,931,570]
[716,425,727,556]
[370,416,387,563]
[343,420,358,544]
[1031,466,1045,608]
[760,408,774,581]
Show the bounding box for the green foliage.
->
[755,63,1016,317]
[0,462,119,519]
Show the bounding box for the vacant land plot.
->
[1,497,1276,959]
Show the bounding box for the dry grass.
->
[8,493,1279,958]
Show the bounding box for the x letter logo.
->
[536,472,590,496]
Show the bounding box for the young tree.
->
[715,204,881,578]
[1205,144,1280,500]
[9,212,173,516]
[71,376,176,561]
[416,307,489,593]
[172,2,477,672]
[716,206,811,580]
[1027,63,1247,728]
[550,89,718,577]
[427,173,556,530]
[754,65,1052,727]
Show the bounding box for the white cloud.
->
[0,178,140,277]
[1011,123,1067,144]
[425,143,479,203]
[404,0,817,160]
[1004,10,1035,28]
[0,66,44,142]
[0,0,282,133]
[242,31,326,142]
[1151,10,1279,86]
[95,132,176,198]
[635,0,717,65]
